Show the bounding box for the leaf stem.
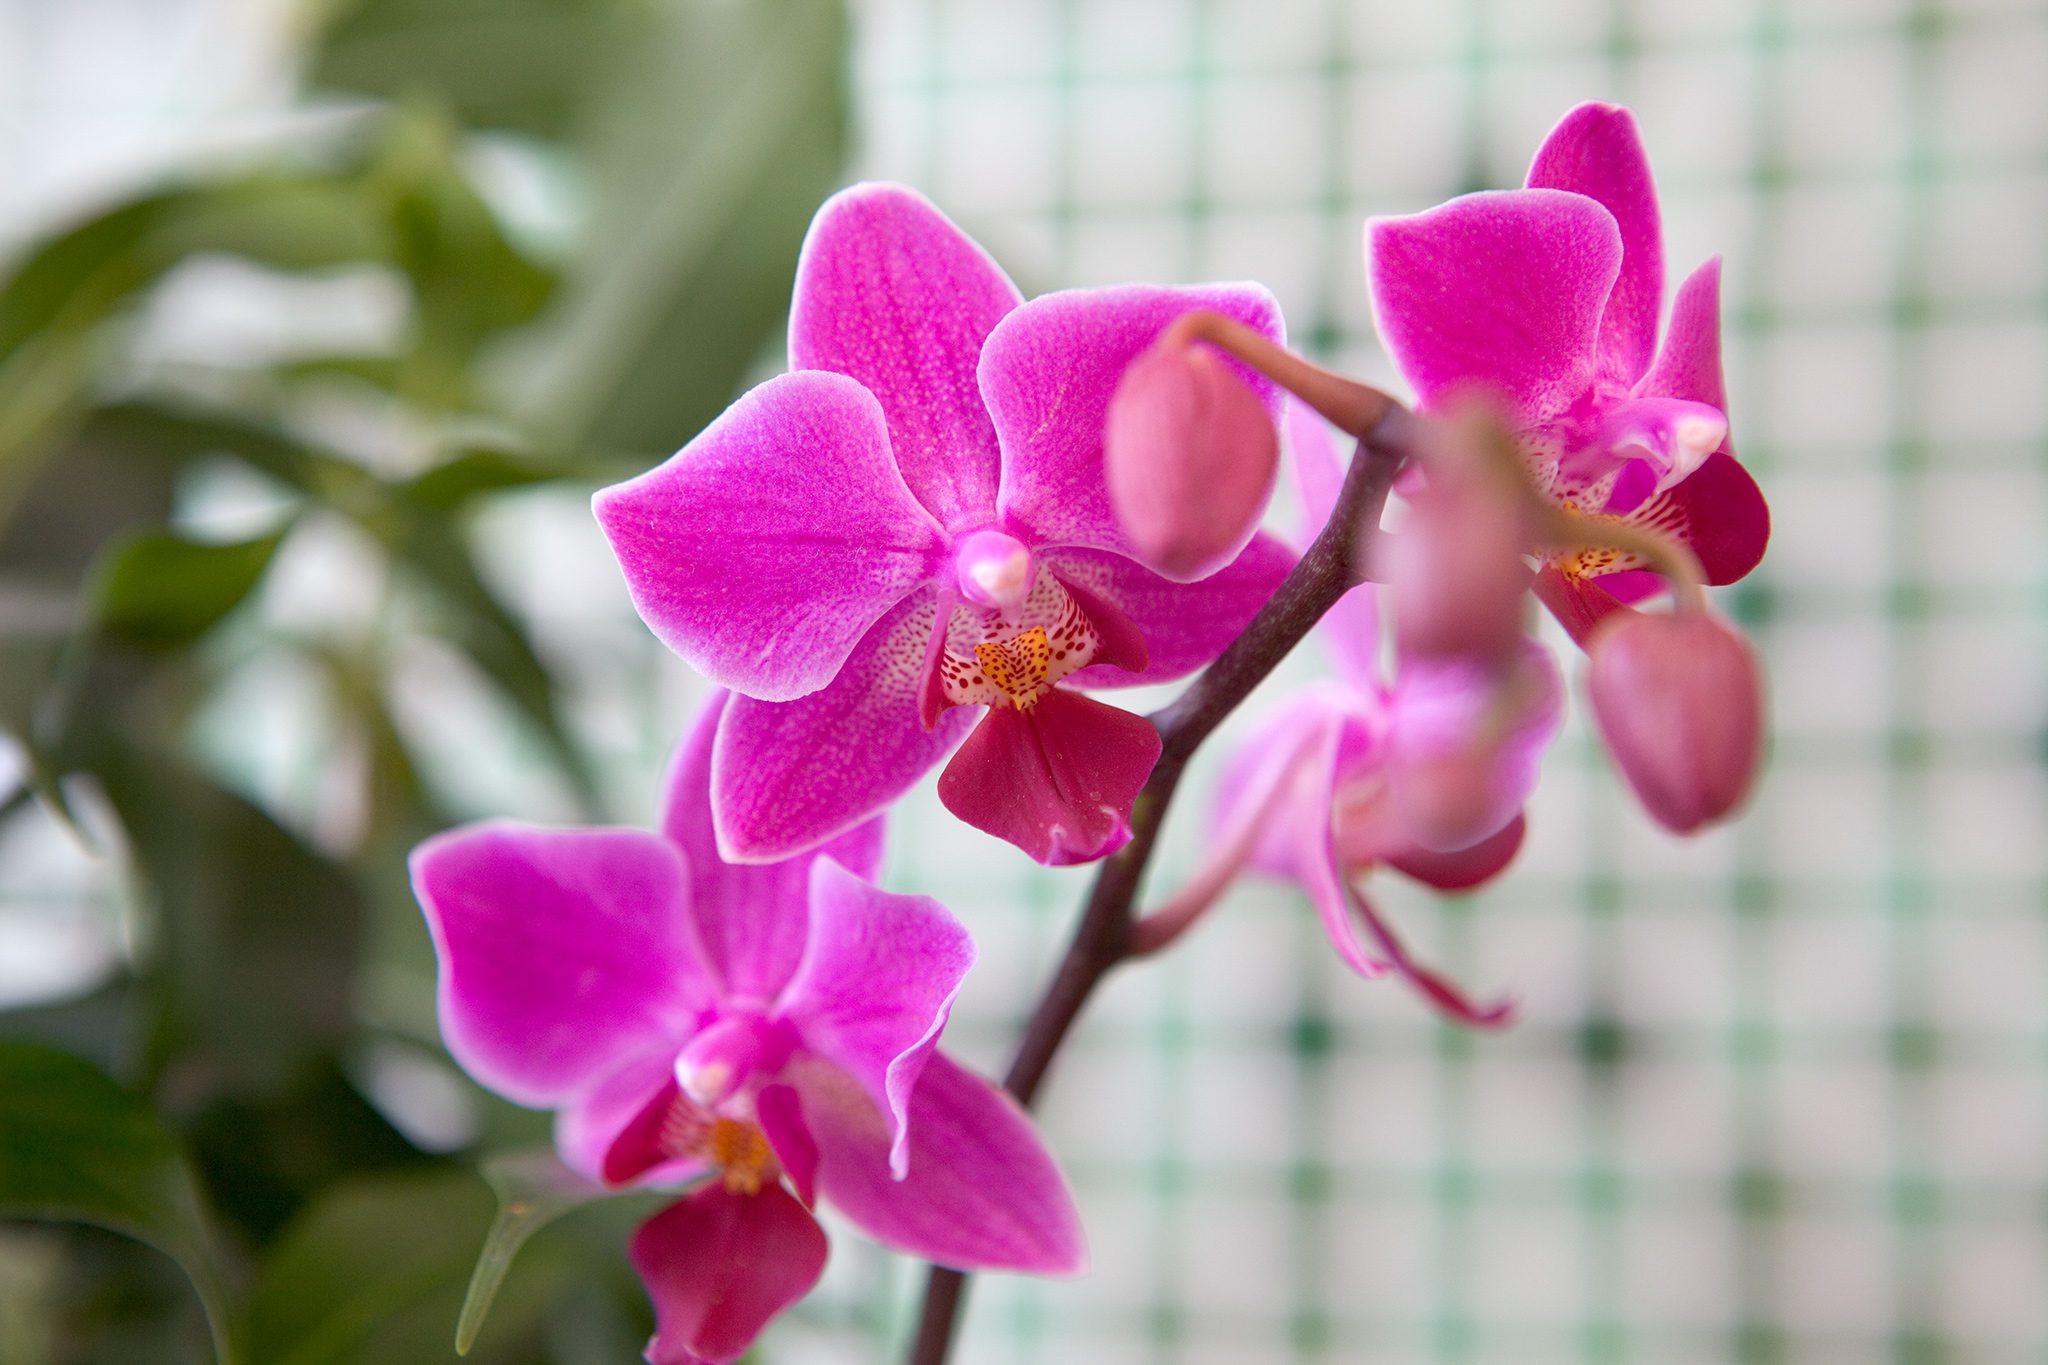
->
[904,402,1415,1365]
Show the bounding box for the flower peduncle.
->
[1159,310,1394,439]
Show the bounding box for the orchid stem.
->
[905,399,1415,1365]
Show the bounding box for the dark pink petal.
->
[1367,189,1622,426]
[557,1049,702,1186]
[1105,337,1281,581]
[1628,450,1771,588]
[986,282,1284,555]
[1055,571,1150,676]
[714,591,981,863]
[778,859,974,1177]
[1637,256,1726,411]
[1383,641,1564,853]
[1587,609,1765,833]
[1532,565,1630,649]
[1385,814,1527,892]
[789,183,1021,531]
[661,692,884,1001]
[1349,885,1516,1029]
[594,371,949,703]
[602,1074,686,1187]
[1525,102,1665,387]
[937,690,1162,866]
[796,1053,1085,1274]
[755,1084,817,1206]
[410,824,706,1109]
[1042,535,1293,689]
[631,1183,828,1365]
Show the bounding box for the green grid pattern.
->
[785,1,2048,1361]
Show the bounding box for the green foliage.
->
[91,529,287,651]
[0,0,852,1356]
[0,1044,237,1363]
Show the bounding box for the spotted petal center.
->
[935,569,1101,712]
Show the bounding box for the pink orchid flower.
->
[1367,102,1769,647]
[410,693,1084,1365]
[1164,411,1563,1024]
[595,183,1293,867]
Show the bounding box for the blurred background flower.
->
[1,1,2043,1363]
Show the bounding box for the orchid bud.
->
[1376,407,1534,667]
[1105,338,1279,582]
[1587,609,1764,833]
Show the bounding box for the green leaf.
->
[90,528,286,651]
[308,0,644,141]
[457,1150,633,1354]
[398,447,590,513]
[236,1167,587,1365]
[530,0,850,451]
[0,1043,237,1364]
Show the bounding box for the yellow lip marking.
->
[975,627,1052,711]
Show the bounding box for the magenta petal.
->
[1384,643,1564,852]
[790,183,1020,531]
[410,823,705,1109]
[662,692,884,1000]
[778,859,974,1177]
[1367,188,1621,426]
[1627,450,1770,587]
[1349,885,1516,1029]
[631,1183,828,1365]
[1525,102,1665,387]
[594,371,947,703]
[986,282,1284,555]
[557,1050,700,1186]
[937,691,1162,866]
[755,1084,818,1207]
[1288,405,1382,691]
[1532,564,1631,649]
[798,1053,1085,1274]
[1042,535,1293,689]
[602,1074,686,1187]
[714,591,980,863]
[1637,256,1726,412]
[1385,814,1527,892]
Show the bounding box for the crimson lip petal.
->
[937,690,1161,866]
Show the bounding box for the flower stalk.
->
[905,395,1415,1365]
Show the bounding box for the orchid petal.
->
[1385,814,1527,892]
[1384,642,1564,851]
[790,183,1020,532]
[778,859,974,1178]
[755,1084,818,1207]
[1349,884,1516,1029]
[713,591,980,863]
[1042,535,1293,689]
[662,692,884,1001]
[937,690,1161,866]
[556,1049,702,1186]
[1637,256,1726,412]
[1367,188,1621,426]
[796,1053,1085,1274]
[1526,102,1665,387]
[594,371,947,703]
[986,282,1284,555]
[1626,450,1771,587]
[632,1183,827,1365]
[411,824,704,1109]
[1532,564,1632,649]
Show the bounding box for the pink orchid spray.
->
[595,184,1294,867]
[411,694,1082,1364]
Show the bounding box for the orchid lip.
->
[954,528,1035,612]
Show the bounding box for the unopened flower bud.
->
[1375,407,1534,666]
[1106,339,1279,582]
[1587,609,1764,833]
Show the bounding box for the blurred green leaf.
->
[236,1168,575,1365]
[457,1150,632,1354]
[0,1043,237,1364]
[90,528,287,652]
[531,0,849,451]
[398,447,590,512]
[309,0,644,141]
